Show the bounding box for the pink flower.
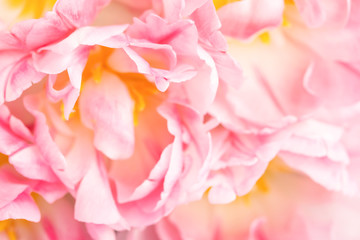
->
[207,0,360,199]
[139,159,360,240]
[0,0,360,239]
[0,0,226,234]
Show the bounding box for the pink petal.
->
[293,0,350,28]
[32,181,67,204]
[218,0,284,40]
[38,197,90,239]
[62,129,93,185]
[293,0,325,27]
[160,0,183,22]
[127,13,198,57]
[55,0,111,28]
[182,0,208,17]
[1,56,45,103]
[0,168,28,209]
[208,185,236,204]
[280,152,356,194]
[304,60,360,107]
[86,224,116,240]
[115,144,170,203]
[248,218,268,240]
[125,225,162,240]
[33,25,128,119]
[191,0,227,50]
[46,74,81,120]
[24,96,67,171]
[156,218,183,240]
[0,108,29,155]
[9,146,59,182]
[10,13,71,50]
[206,48,243,88]
[79,72,135,160]
[75,156,126,226]
[0,192,40,222]
[169,47,218,114]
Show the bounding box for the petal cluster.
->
[0,0,360,239]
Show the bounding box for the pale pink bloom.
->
[14,47,213,234]
[127,161,360,240]
[1,0,360,239]
[34,11,219,231]
[1,0,231,233]
[207,0,360,199]
[216,0,360,107]
[37,4,237,117]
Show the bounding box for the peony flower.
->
[1,0,237,238]
[0,0,360,239]
[206,0,360,201]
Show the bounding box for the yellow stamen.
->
[60,103,66,121]
[255,175,269,193]
[6,0,57,19]
[239,173,269,206]
[83,46,160,126]
[7,229,17,240]
[0,220,17,240]
[92,64,103,84]
[259,32,271,44]
[213,0,241,10]
[83,46,113,84]
[0,221,9,231]
[237,157,292,205]
[60,103,77,121]
[241,193,251,206]
[0,154,8,166]
[282,15,291,27]
[116,73,158,126]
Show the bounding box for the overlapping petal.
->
[1,0,360,239]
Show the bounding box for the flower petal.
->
[79,71,135,160]
[217,0,284,40]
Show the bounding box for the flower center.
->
[82,46,160,125]
[0,154,8,167]
[240,157,291,205]
[5,0,56,19]
[213,0,241,10]
[0,220,17,240]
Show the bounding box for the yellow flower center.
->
[80,46,160,125]
[5,0,57,20]
[213,0,242,10]
[0,220,17,240]
[239,156,291,205]
[0,154,9,167]
[258,32,271,44]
